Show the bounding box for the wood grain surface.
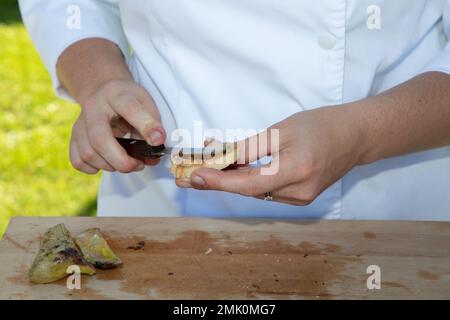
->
[1,216,449,299]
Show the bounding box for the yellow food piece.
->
[28,224,96,284]
[75,228,122,269]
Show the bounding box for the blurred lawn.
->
[0,1,100,238]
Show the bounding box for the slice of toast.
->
[170,141,238,181]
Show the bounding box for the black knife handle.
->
[116,137,166,159]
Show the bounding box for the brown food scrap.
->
[127,240,146,250]
[363,232,376,239]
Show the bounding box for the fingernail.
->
[191,175,206,187]
[137,163,145,171]
[150,130,163,145]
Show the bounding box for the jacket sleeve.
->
[19,0,129,98]
[423,0,450,74]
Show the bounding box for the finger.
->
[143,158,161,166]
[75,124,116,172]
[129,128,143,140]
[175,178,192,188]
[190,154,294,197]
[111,116,133,138]
[69,139,99,175]
[129,128,161,166]
[236,128,280,165]
[254,178,324,206]
[133,84,164,123]
[108,90,166,146]
[265,180,324,205]
[84,111,145,173]
[255,193,310,206]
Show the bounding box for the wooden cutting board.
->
[1,216,450,299]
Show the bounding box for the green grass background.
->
[0,0,99,238]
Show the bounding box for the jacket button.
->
[317,33,337,50]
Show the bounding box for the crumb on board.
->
[127,240,145,250]
[205,248,213,255]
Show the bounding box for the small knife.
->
[116,137,216,160]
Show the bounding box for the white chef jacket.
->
[20,0,450,220]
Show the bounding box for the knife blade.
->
[116,137,212,160]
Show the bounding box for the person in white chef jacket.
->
[19,0,450,220]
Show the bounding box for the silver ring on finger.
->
[264,192,273,201]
